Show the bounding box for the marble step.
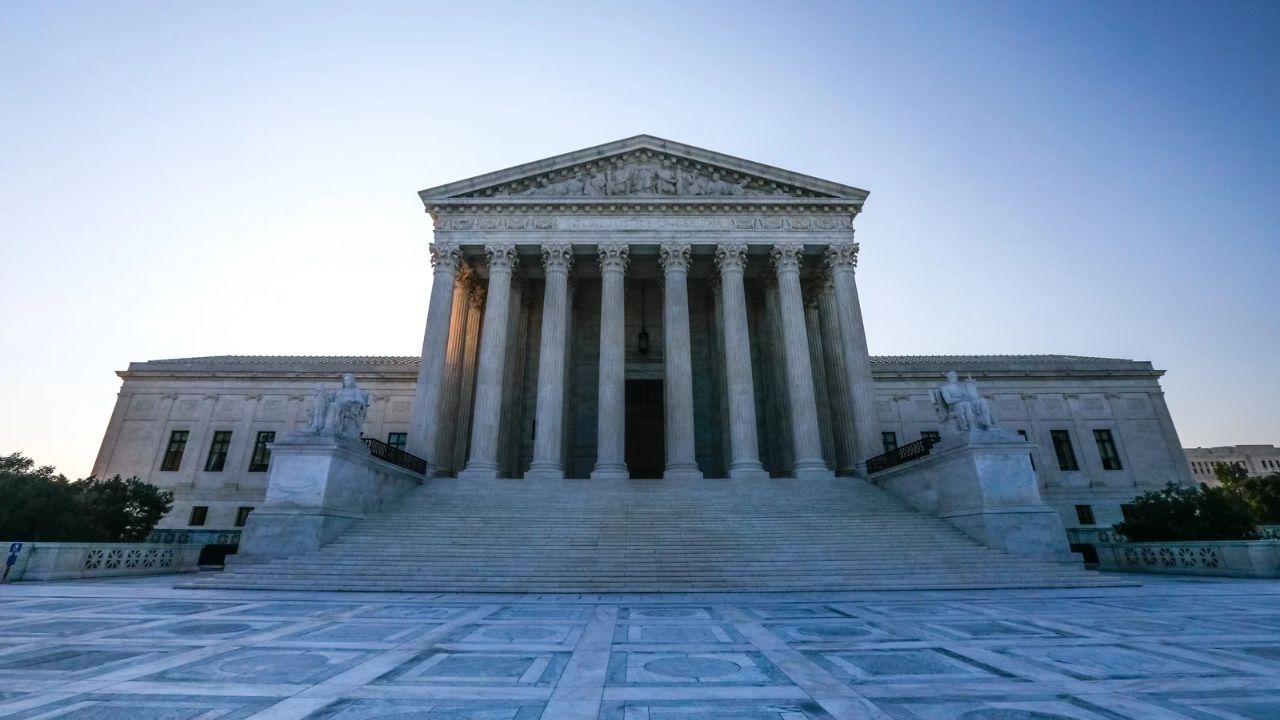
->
[194,476,1113,592]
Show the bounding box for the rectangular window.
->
[387,432,408,451]
[188,506,208,526]
[160,430,189,471]
[1051,430,1079,471]
[921,431,941,444]
[1075,504,1096,525]
[234,506,254,527]
[1120,503,1136,522]
[1094,429,1123,470]
[204,431,232,472]
[881,432,898,453]
[1016,430,1036,470]
[247,431,275,472]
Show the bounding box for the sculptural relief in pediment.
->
[461,151,833,200]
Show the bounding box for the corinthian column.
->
[804,282,836,467]
[825,241,881,475]
[408,242,461,475]
[526,243,573,480]
[591,243,629,480]
[772,244,833,479]
[817,270,856,474]
[460,244,519,479]
[715,243,768,479]
[434,264,474,474]
[659,242,703,480]
[452,285,484,469]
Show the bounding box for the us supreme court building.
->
[91,136,1195,540]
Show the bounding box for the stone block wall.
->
[92,354,1194,535]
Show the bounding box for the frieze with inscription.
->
[435,213,854,234]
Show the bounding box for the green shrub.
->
[1115,482,1258,541]
[0,452,173,542]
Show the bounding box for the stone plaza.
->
[2,576,1280,719]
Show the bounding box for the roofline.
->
[119,354,1163,381]
[417,135,870,204]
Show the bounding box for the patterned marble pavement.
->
[0,576,1279,719]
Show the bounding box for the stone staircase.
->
[189,476,1120,592]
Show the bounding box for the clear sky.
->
[3,1,1278,476]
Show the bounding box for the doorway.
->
[625,379,664,478]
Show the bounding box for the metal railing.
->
[362,438,427,475]
[866,436,939,474]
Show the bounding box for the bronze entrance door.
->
[625,379,664,478]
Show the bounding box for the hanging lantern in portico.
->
[637,281,650,354]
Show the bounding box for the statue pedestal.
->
[234,433,422,564]
[873,429,1073,561]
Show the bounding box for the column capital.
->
[429,242,462,275]
[824,241,861,272]
[597,242,630,274]
[771,243,805,274]
[541,243,574,273]
[658,242,692,273]
[484,243,519,272]
[714,242,748,273]
[454,262,474,288]
[468,284,486,309]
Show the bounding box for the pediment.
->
[419,135,869,204]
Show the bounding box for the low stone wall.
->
[1,542,203,581]
[1096,540,1280,578]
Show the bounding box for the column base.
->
[792,460,835,480]
[524,463,564,481]
[590,463,630,480]
[457,461,500,480]
[663,464,704,480]
[728,462,770,480]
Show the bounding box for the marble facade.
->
[89,136,1195,546]
[406,136,884,483]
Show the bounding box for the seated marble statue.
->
[307,373,370,439]
[934,370,998,433]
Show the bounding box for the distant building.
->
[1185,445,1280,484]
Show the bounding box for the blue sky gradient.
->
[2,1,1278,475]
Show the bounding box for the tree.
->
[1217,465,1280,525]
[0,453,82,541]
[74,475,174,542]
[0,452,172,542]
[1115,482,1258,541]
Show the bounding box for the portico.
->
[408,136,882,480]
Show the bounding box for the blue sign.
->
[2,542,18,580]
